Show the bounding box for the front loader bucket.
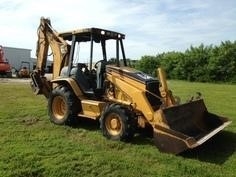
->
[153,99,231,154]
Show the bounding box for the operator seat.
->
[70,66,94,97]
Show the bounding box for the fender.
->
[51,77,83,97]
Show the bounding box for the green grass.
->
[0,80,235,177]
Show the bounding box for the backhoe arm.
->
[30,17,70,98]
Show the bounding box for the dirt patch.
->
[21,117,40,125]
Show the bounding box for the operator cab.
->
[59,28,127,98]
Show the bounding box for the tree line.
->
[135,40,236,83]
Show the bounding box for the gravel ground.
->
[0,77,30,83]
[0,74,52,84]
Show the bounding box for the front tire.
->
[100,104,135,141]
[48,86,80,125]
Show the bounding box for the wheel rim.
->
[52,96,67,120]
[105,113,122,136]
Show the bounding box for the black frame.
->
[61,28,127,76]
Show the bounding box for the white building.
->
[3,46,52,73]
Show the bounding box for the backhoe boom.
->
[30,17,70,98]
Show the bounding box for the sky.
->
[0,0,236,59]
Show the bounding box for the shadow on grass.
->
[71,116,100,130]
[131,135,154,146]
[70,117,235,164]
[131,126,155,146]
[71,117,155,146]
[181,131,236,164]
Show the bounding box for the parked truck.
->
[16,61,30,78]
[0,45,12,77]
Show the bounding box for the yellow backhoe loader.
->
[30,17,231,154]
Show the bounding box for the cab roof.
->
[59,27,125,42]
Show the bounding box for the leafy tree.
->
[208,41,236,82]
[135,55,160,76]
[159,51,185,79]
[134,40,236,83]
[184,44,212,82]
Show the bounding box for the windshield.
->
[72,39,126,68]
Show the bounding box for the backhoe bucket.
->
[30,71,51,98]
[153,99,231,154]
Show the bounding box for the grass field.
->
[0,80,235,177]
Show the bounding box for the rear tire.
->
[100,104,135,141]
[48,86,80,125]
